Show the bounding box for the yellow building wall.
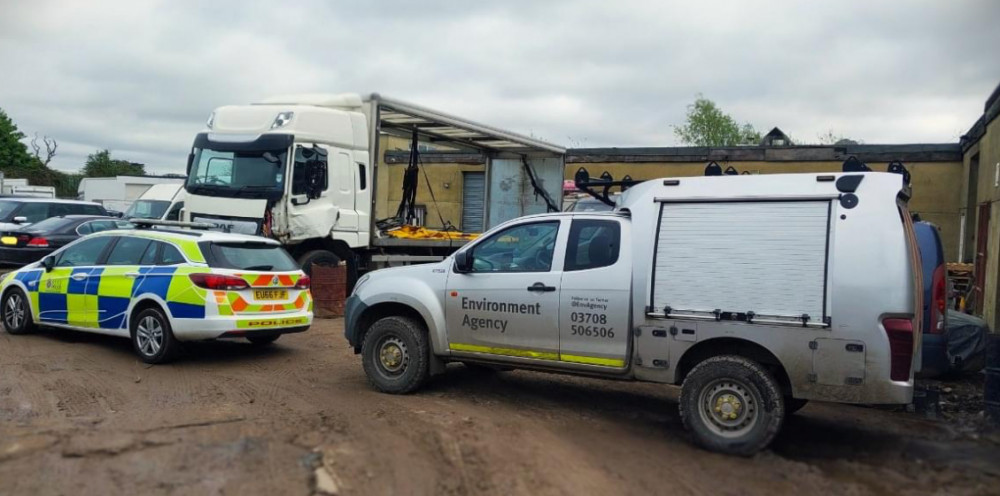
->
[967,116,1000,330]
[567,160,965,261]
[374,135,483,230]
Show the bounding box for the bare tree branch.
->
[30,132,58,166]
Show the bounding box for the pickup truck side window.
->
[564,219,621,271]
[469,221,559,273]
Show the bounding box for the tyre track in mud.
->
[1,319,998,495]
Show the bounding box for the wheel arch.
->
[675,337,794,397]
[127,295,172,332]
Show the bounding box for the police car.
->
[0,224,313,363]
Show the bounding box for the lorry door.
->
[558,217,631,368]
[445,220,565,361]
[287,144,337,236]
[330,149,358,231]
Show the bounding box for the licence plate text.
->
[254,289,288,301]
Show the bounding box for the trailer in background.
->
[77,175,185,212]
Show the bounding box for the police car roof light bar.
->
[131,219,226,231]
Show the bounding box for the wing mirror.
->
[454,250,473,273]
[12,216,27,224]
[186,153,194,175]
[41,255,55,272]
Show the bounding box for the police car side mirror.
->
[41,255,55,272]
[454,251,473,273]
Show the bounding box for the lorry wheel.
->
[2,288,35,335]
[297,250,340,276]
[785,398,808,415]
[361,316,429,394]
[679,355,784,456]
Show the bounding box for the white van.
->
[124,183,185,221]
[345,172,922,455]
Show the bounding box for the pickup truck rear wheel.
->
[361,316,429,394]
[679,355,784,456]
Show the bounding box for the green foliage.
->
[673,96,762,147]
[0,108,37,170]
[82,149,146,177]
[1,108,136,198]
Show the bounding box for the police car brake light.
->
[27,237,49,247]
[294,275,310,290]
[189,273,249,291]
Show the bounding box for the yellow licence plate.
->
[253,289,288,301]
[1,236,16,245]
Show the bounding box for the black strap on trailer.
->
[521,156,560,213]
[573,168,639,207]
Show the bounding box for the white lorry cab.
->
[345,171,923,455]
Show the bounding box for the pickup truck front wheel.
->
[679,355,784,456]
[361,316,429,394]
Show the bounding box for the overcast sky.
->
[2,0,998,174]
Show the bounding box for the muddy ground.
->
[1,319,998,496]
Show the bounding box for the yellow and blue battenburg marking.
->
[13,266,207,329]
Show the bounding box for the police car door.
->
[558,217,630,369]
[445,219,566,362]
[37,236,114,327]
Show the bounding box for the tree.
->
[0,108,36,169]
[30,132,58,166]
[82,149,146,177]
[673,96,762,147]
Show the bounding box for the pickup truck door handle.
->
[527,282,556,293]
[70,273,88,281]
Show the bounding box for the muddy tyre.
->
[785,398,808,415]
[2,288,35,335]
[130,306,179,364]
[679,355,784,456]
[361,316,429,394]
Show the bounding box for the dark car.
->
[914,220,949,377]
[0,198,108,232]
[0,216,134,266]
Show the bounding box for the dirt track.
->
[1,319,998,495]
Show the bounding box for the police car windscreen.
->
[206,242,299,271]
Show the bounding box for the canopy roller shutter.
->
[652,200,832,326]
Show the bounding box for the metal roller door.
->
[462,171,485,232]
[651,200,832,324]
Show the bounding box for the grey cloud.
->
[1,0,998,174]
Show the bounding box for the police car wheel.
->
[361,316,429,394]
[2,289,35,335]
[679,355,784,456]
[130,307,178,364]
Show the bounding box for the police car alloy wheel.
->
[679,355,784,456]
[2,288,35,335]
[361,315,429,394]
[131,307,179,364]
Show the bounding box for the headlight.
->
[351,273,371,296]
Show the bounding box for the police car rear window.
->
[203,242,298,271]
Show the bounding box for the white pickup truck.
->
[345,172,922,455]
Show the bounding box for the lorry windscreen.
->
[185,134,293,201]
